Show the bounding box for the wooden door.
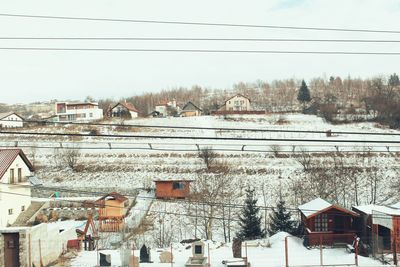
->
[4,233,20,267]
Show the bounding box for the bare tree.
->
[198,147,217,170]
[61,147,81,171]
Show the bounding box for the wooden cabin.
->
[95,192,128,232]
[154,179,193,199]
[353,204,400,253]
[299,198,359,246]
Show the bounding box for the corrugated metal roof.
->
[0,149,34,180]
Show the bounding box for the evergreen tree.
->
[389,73,400,87]
[297,80,311,110]
[237,188,266,240]
[268,200,296,236]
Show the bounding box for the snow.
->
[353,204,400,216]
[298,198,332,218]
[47,220,86,231]
[70,232,383,267]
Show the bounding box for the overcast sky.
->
[1,0,400,104]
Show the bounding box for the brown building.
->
[180,102,202,117]
[299,198,359,246]
[154,179,193,199]
[95,192,128,232]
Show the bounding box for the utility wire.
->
[8,118,400,136]
[1,47,400,55]
[0,13,400,34]
[2,37,400,43]
[0,130,399,144]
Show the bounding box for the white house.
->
[0,112,24,128]
[0,149,35,228]
[218,94,251,111]
[55,102,104,122]
[155,99,178,116]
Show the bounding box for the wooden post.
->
[285,236,289,267]
[245,242,248,267]
[319,235,323,266]
[39,239,43,267]
[393,234,398,266]
[355,237,359,267]
[171,243,173,267]
[28,233,32,267]
[208,243,210,267]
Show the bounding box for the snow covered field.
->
[70,232,383,267]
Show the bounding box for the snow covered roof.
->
[391,202,400,209]
[299,198,359,218]
[353,204,400,216]
[298,198,332,218]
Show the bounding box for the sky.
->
[1,0,400,104]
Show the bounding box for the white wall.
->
[0,155,32,227]
[0,114,23,128]
[225,95,251,111]
[56,105,104,122]
[29,223,77,267]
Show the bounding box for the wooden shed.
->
[95,192,128,232]
[154,179,193,199]
[299,198,359,246]
[353,204,400,253]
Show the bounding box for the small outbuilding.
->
[154,179,193,199]
[95,192,128,232]
[180,102,202,117]
[299,198,359,246]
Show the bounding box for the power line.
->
[1,129,399,144]
[2,37,400,43]
[12,118,400,136]
[0,13,400,34]
[1,47,400,55]
[4,183,390,219]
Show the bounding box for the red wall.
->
[155,181,191,199]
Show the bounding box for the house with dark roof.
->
[0,112,24,128]
[299,198,359,246]
[180,101,202,117]
[0,149,35,227]
[109,101,140,119]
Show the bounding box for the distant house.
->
[154,179,193,199]
[0,149,35,228]
[155,99,178,117]
[299,198,359,246]
[110,101,140,119]
[95,192,128,232]
[353,204,400,252]
[55,102,103,122]
[0,112,24,128]
[218,94,251,112]
[180,102,202,117]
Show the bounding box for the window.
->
[21,206,25,212]
[10,169,15,184]
[8,209,13,215]
[194,245,202,254]
[172,182,185,190]
[315,214,328,231]
[18,168,22,182]
[89,113,93,117]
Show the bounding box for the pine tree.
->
[237,188,266,240]
[268,200,296,236]
[297,80,311,110]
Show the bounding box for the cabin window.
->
[8,209,13,215]
[10,169,15,184]
[195,245,202,254]
[18,168,22,182]
[172,182,185,190]
[315,214,328,231]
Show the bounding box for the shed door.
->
[4,233,20,267]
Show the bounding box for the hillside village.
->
[0,74,400,267]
